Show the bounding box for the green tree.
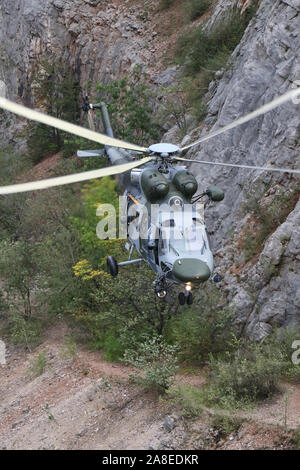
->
[70,254,182,357]
[0,240,44,318]
[28,58,81,163]
[95,65,160,145]
[0,149,31,239]
[70,176,121,269]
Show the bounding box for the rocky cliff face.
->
[186,0,300,340]
[0,0,170,102]
[0,0,299,339]
[0,0,169,145]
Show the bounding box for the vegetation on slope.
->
[172,2,260,121]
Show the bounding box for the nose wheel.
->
[213,273,223,283]
[186,292,193,305]
[178,292,193,306]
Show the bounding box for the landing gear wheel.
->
[178,292,186,306]
[107,256,118,277]
[186,292,193,306]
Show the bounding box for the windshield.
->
[159,209,206,255]
[161,219,206,255]
[169,227,206,255]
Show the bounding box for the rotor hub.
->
[147,143,181,156]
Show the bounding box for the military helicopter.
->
[80,98,225,306]
[0,87,299,305]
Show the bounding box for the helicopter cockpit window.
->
[159,209,207,255]
[170,229,205,254]
[168,218,207,254]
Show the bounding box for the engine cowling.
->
[141,169,169,202]
[172,170,198,197]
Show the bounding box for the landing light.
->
[157,290,167,298]
[185,284,192,292]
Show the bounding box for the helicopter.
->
[0,87,299,305]
[80,98,225,306]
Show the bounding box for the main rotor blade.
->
[0,157,152,195]
[77,150,105,157]
[182,88,300,151]
[0,97,147,153]
[174,157,300,175]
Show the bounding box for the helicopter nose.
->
[172,258,211,283]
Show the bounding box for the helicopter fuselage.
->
[119,161,214,294]
[98,104,222,302]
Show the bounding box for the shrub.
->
[185,0,210,21]
[158,76,209,133]
[242,184,300,261]
[70,176,120,264]
[167,384,205,417]
[291,427,300,450]
[159,82,190,135]
[171,327,300,411]
[5,313,43,350]
[242,231,258,262]
[174,6,260,121]
[204,342,285,409]
[210,412,244,438]
[123,336,179,393]
[159,0,174,10]
[191,100,207,121]
[27,352,48,377]
[176,8,249,74]
[267,328,300,384]
[165,283,237,363]
[0,240,44,318]
[103,330,125,362]
[60,336,77,361]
